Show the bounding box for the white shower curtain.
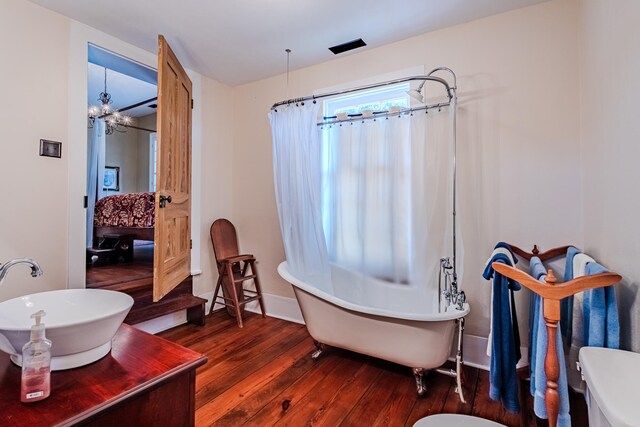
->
[270,102,457,307]
[269,103,332,293]
[321,110,453,290]
[86,119,106,248]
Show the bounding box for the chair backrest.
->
[210,218,240,263]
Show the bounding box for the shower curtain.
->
[322,111,453,290]
[270,103,457,303]
[86,119,106,248]
[269,103,332,293]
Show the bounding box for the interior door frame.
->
[67,23,202,289]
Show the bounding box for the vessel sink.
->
[0,289,133,370]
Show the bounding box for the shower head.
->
[406,81,426,104]
[406,88,424,103]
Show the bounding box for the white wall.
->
[579,0,640,352]
[230,0,582,340]
[0,0,70,300]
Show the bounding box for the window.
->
[322,83,410,117]
[149,133,157,192]
[321,83,412,283]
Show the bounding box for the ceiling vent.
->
[329,38,367,55]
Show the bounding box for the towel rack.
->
[509,244,572,262]
[492,250,621,427]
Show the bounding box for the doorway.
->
[85,44,158,288]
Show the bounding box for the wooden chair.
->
[209,218,266,328]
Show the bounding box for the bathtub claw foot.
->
[311,341,326,360]
[412,368,427,397]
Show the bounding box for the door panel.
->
[153,35,192,302]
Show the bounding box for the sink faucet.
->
[0,259,43,285]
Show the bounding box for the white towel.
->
[485,247,518,357]
[567,253,595,393]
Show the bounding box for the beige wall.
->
[5,0,637,351]
[192,78,235,297]
[0,0,70,300]
[579,0,640,352]
[136,113,157,192]
[105,126,140,194]
[0,0,234,301]
[230,0,582,340]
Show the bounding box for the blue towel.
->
[528,257,545,396]
[529,257,571,427]
[483,249,521,413]
[561,246,581,343]
[583,262,619,349]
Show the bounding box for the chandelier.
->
[88,68,131,135]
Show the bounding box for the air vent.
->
[148,103,157,109]
[329,38,367,55]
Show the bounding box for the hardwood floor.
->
[159,312,588,427]
[86,243,153,288]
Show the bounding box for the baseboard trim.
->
[454,333,529,372]
[245,293,305,324]
[185,291,529,373]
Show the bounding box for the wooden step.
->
[125,294,207,326]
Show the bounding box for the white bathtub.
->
[278,261,470,377]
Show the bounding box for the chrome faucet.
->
[0,259,43,285]
[439,257,465,311]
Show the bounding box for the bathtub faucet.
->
[440,257,454,307]
[439,257,465,311]
[0,259,43,285]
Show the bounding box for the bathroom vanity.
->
[0,324,206,426]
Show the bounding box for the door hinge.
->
[191,99,194,109]
[83,195,88,208]
[190,239,193,249]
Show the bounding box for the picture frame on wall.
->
[103,166,120,191]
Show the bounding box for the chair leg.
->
[250,260,266,318]
[226,262,244,328]
[209,273,224,317]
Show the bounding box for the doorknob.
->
[159,195,172,208]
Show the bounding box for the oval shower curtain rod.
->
[270,66,461,295]
[270,67,457,110]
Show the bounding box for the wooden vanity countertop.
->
[0,324,207,426]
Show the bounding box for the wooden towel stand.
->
[492,244,621,427]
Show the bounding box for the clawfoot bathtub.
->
[278,261,469,397]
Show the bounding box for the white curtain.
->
[269,103,332,293]
[270,101,458,308]
[322,109,454,292]
[86,119,106,248]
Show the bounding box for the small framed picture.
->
[103,166,120,191]
[39,139,62,158]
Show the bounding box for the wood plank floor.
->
[86,243,153,288]
[159,311,588,427]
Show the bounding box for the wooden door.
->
[153,35,192,301]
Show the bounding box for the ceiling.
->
[31,0,547,86]
[88,62,157,118]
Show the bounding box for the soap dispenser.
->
[20,310,51,403]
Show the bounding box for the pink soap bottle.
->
[20,310,51,403]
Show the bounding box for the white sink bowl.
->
[0,289,133,370]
